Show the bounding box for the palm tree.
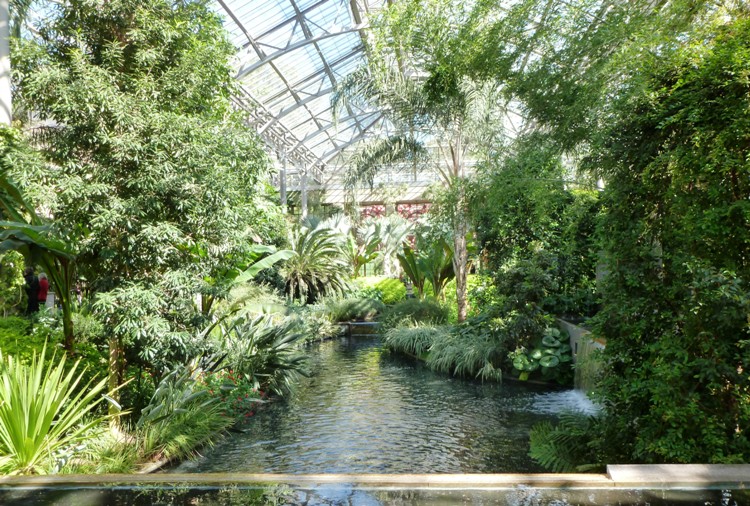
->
[282,220,351,303]
[332,1,506,321]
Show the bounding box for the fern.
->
[529,412,604,473]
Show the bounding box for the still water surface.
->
[171,336,597,474]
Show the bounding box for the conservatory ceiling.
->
[212,0,543,193]
[213,0,389,185]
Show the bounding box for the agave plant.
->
[0,345,115,474]
[283,222,351,303]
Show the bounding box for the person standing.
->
[23,267,40,315]
[38,272,49,309]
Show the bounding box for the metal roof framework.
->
[212,0,612,194]
[214,0,390,184]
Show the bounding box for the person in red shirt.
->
[38,272,49,308]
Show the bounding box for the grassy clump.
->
[427,320,504,382]
[327,297,385,322]
[383,324,449,358]
[378,298,449,334]
[382,315,507,383]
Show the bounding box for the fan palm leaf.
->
[283,223,350,303]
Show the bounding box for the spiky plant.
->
[283,222,351,304]
[220,315,311,397]
[0,345,116,474]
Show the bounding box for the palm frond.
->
[345,135,428,189]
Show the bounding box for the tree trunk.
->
[108,335,123,427]
[0,0,11,126]
[450,135,469,323]
[453,214,469,322]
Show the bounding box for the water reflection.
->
[171,337,592,474]
[2,485,747,506]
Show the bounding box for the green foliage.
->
[16,0,274,289]
[0,126,44,222]
[0,251,25,315]
[0,345,116,474]
[374,277,406,305]
[93,282,208,376]
[490,251,558,351]
[71,311,105,345]
[218,315,310,397]
[437,274,489,323]
[326,297,385,323]
[529,413,603,473]
[471,135,600,319]
[0,316,33,360]
[508,327,573,383]
[378,298,449,334]
[283,223,351,304]
[585,17,750,465]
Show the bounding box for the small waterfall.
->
[557,319,605,395]
[529,389,600,416]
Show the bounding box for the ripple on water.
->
[169,337,591,474]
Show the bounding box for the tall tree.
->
[13,0,274,398]
[333,0,507,321]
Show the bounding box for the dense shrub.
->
[378,298,449,333]
[326,297,385,322]
[0,252,25,315]
[471,137,601,320]
[374,277,406,304]
[0,316,52,363]
[569,18,750,466]
[435,274,492,323]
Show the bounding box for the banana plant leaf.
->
[397,243,425,298]
[234,248,296,284]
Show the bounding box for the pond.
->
[170,335,597,474]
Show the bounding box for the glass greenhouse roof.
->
[214,0,388,183]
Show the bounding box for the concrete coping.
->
[607,464,750,488]
[0,466,748,489]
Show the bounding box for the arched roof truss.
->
[215,0,388,182]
